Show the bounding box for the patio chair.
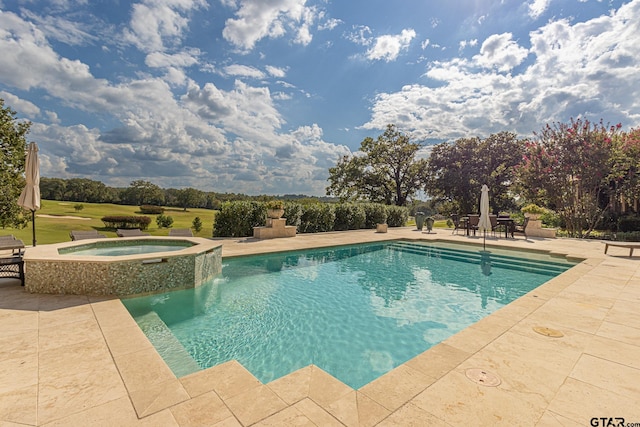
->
[451,214,461,234]
[116,228,150,237]
[169,228,194,237]
[510,217,529,239]
[467,214,479,236]
[0,235,25,256]
[489,215,500,237]
[70,230,107,241]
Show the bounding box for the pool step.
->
[136,311,202,377]
[387,241,573,276]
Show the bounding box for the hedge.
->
[101,215,152,230]
[213,201,265,237]
[333,203,366,231]
[299,203,335,233]
[385,205,409,227]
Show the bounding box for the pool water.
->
[122,241,576,389]
[59,240,193,256]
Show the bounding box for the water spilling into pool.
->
[122,241,576,388]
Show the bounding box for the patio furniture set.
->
[451,214,528,239]
[0,235,25,286]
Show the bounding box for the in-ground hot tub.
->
[23,236,222,296]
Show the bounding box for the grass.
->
[2,200,216,245]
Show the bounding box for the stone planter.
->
[415,212,426,230]
[376,223,388,233]
[267,208,284,219]
[524,213,541,221]
[425,217,435,233]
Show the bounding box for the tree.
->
[516,118,618,237]
[326,124,429,206]
[176,187,206,211]
[0,99,30,229]
[121,180,165,206]
[425,132,525,214]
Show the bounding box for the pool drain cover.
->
[533,326,564,338]
[465,368,501,387]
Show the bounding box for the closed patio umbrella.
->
[18,142,41,247]
[478,184,491,250]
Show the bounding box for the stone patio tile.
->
[180,360,261,400]
[535,410,583,426]
[0,352,38,395]
[267,365,312,405]
[253,406,315,427]
[404,342,471,380]
[0,308,39,332]
[441,321,505,354]
[596,321,640,346]
[376,402,453,427]
[38,301,95,328]
[224,384,288,426]
[492,294,546,318]
[129,378,190,418]
[325,391,390,427]
[169,391,234,427]
[112,346,176,393]
[293,398,343,427]
[38,316,103,352]
[569,354,640,396]
[36,294,92,312]
[411,370,544,426]
[0,328,37,363]
[37,365,128,425]
[40,396,178,427]
[604,299,640,326]
[546,377,640,424]
[100,322,155,357]
[0,383,37,425]
[358,364,433,412]
[39,336,114,379]
[508,317,592,352]
[90,298,139,330]
[525,297,608,334]
[584,334,640,369]
[307,366,353,408]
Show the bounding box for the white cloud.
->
[266,65,287,78]
[123,0,207,52]
[145,50,200,68]
[222,0,317,51]
[473,33,529,72]
[318,18,342,31]
[529,0,552,19]
[366,29,416,62]
[363,1,640,140]
[223,64,266,79]
[0,91,41,118]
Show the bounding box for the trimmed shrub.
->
[333,203,366,231]
[363,203,387,228]
[140,205,164,214]
[156,214,174,228]
[299,203,335,233]
[386,205,409,227]
[618,216,640,232]
[213,201,265,237]
[284,202,302,227]
[101,215,152,230]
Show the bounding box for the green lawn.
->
[2,201,216,245]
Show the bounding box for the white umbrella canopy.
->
[478,184,491,249]
[18,142,41,246]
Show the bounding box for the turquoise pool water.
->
[122,241,576,388]
[59,240,193,256]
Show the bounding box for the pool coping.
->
[1,228,639,426]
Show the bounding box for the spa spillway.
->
[23,236,222,296]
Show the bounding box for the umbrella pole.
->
[31,209,36,247]
[483,230,486,250]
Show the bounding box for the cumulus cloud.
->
[529,0,552,19]
[363,1,640,140]
[366,29,416,62]
[223,64,266,79]
[222,0,318,51]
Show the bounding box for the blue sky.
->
[1,0,639,196]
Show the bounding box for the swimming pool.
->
[122,241,576,388]
[58,239,194,256]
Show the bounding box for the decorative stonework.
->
[253,218,296,239]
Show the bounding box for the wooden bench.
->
[604,241,640,257]
[0,256,24,286]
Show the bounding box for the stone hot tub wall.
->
[23,237,222,296]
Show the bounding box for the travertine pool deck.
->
[1,228,639,426]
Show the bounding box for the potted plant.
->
[415,212,426,230]
[521,203,546,220]
[265,200,285,219]
[425,216,435,233]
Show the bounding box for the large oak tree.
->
[326,125,429,206]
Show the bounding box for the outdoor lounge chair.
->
[451,214,461,234]
[70,230,107,241]
[168,228,194,237]
[0,235,25,256]
[510,217,529,239]
[116,228,150,237]
[467,214,479,236]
